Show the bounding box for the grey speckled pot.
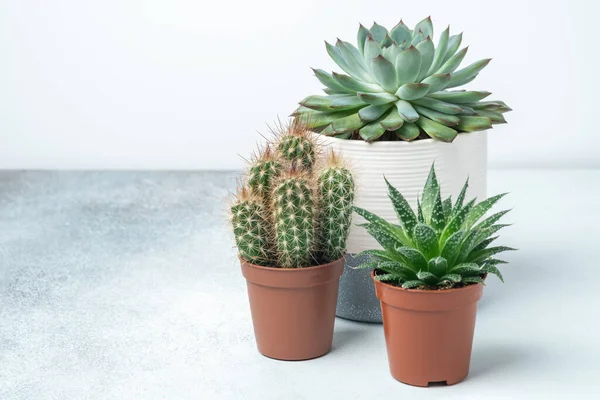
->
[336,254,382,323]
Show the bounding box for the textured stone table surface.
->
[1,170,599,399]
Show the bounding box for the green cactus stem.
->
[230,185,274,266]
[276,120,317,171]
[247,145,282,201]
[272,170,315,268]
[317,150,355,262]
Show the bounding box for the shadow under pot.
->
[372,271,484,387]
[240,257,344,361]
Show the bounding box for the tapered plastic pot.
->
[373,272,484,386]
[241,257,344,361]
[319,131,488,323]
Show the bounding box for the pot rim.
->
[240,256,345,272]
[371,270,486,294]
[316,130,487,148]
[240,256,346,289]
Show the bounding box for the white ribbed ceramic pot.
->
[320,131,488,322]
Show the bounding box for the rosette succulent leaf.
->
[295,17,511,142]
[353,163,515,289]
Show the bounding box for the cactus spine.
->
[230,186,274,266]
[317,150,355,261]
[272,170,315,268]
[247,146,282,201]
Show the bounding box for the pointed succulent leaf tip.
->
[437,46,469,74]
[357,23,369,55]
[390,20,412,45]
[414,16,434,40]
[444,32,463,63]
[370,21,389,44]
[428,26,450,75]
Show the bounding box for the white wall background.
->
[1,0,598,170]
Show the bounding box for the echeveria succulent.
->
[353,163,515,289]
[295,17,511,142]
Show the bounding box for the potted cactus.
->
[294,17,511,322]
[352,163,514,386]
[229,121,355,361]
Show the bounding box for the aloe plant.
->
[353,163,515,288]
[294,17,511,142]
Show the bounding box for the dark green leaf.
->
[440,230,465,266]
[482,265,504,283]
[464,194,508,229]
[402,280,426,289]
[395,246,428,271]
[470,246,516,263]
[428,256,448,276]
[412,223,439,260]
[440,198,476,245]
[385,177,418,238]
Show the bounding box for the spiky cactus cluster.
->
[317,151,356,261]
[230,122,356,268]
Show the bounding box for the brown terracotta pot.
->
[373,271,484,386]
[241,257,344,361]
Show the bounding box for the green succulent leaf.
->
[429,91,492,104]
[415,37,435,81]
[470,246,516,263]
[395,100,419,122]
[437,47,468,74]
[331,113,365,133]
[412,223,439,260]
[357,24,370,55]
[444,33,463,63]
[380,108,405,130]
[457,116,492,132]
[420,163,439,222]
[440,230,466,266]
[416,116,458,142]
[357,91,398,105]
[376,273,401,282]
[332,72,385,93]
[356,249,400,262]
[428,256,448,276]
[395,46,421,85]
[385,176,418,236]
[447,59,491,89]
[439,273,461,283]
[412,97,464,115]
[449,262,481,274]
[359,103,393,122]
[395,122,420,141]
[402,280,426,289]
[364,36,382,62]
[482,265,504,283]
[474,110,507,124]
[428,26,449,75]
[330,95,367,110]
[451,182,467,215]
[413,105,460,127]
[358,121,386,142]
[312,69,354,94]
[352,260,379,270]
[326,41,367,81]
[471,236,498,253]
[390,20,412,45]
[442,196,453,219]
[417,270,439,283]
[395,246,427,271]
[354,206,411,245]
[414,16,433,40]
[473,209,511,231]
[370,22,389,43]
[379,261,417,278]
[381,34,394,48]
[421,73,451,93]
[430,190,446,231]
[395,83,430,100]
[440,198,476,244]
[463,277,485,285]
[371,55,398,92]
[463,193,507,229]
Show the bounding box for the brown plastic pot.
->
[241,257,344,361]
[373,271,484,386]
